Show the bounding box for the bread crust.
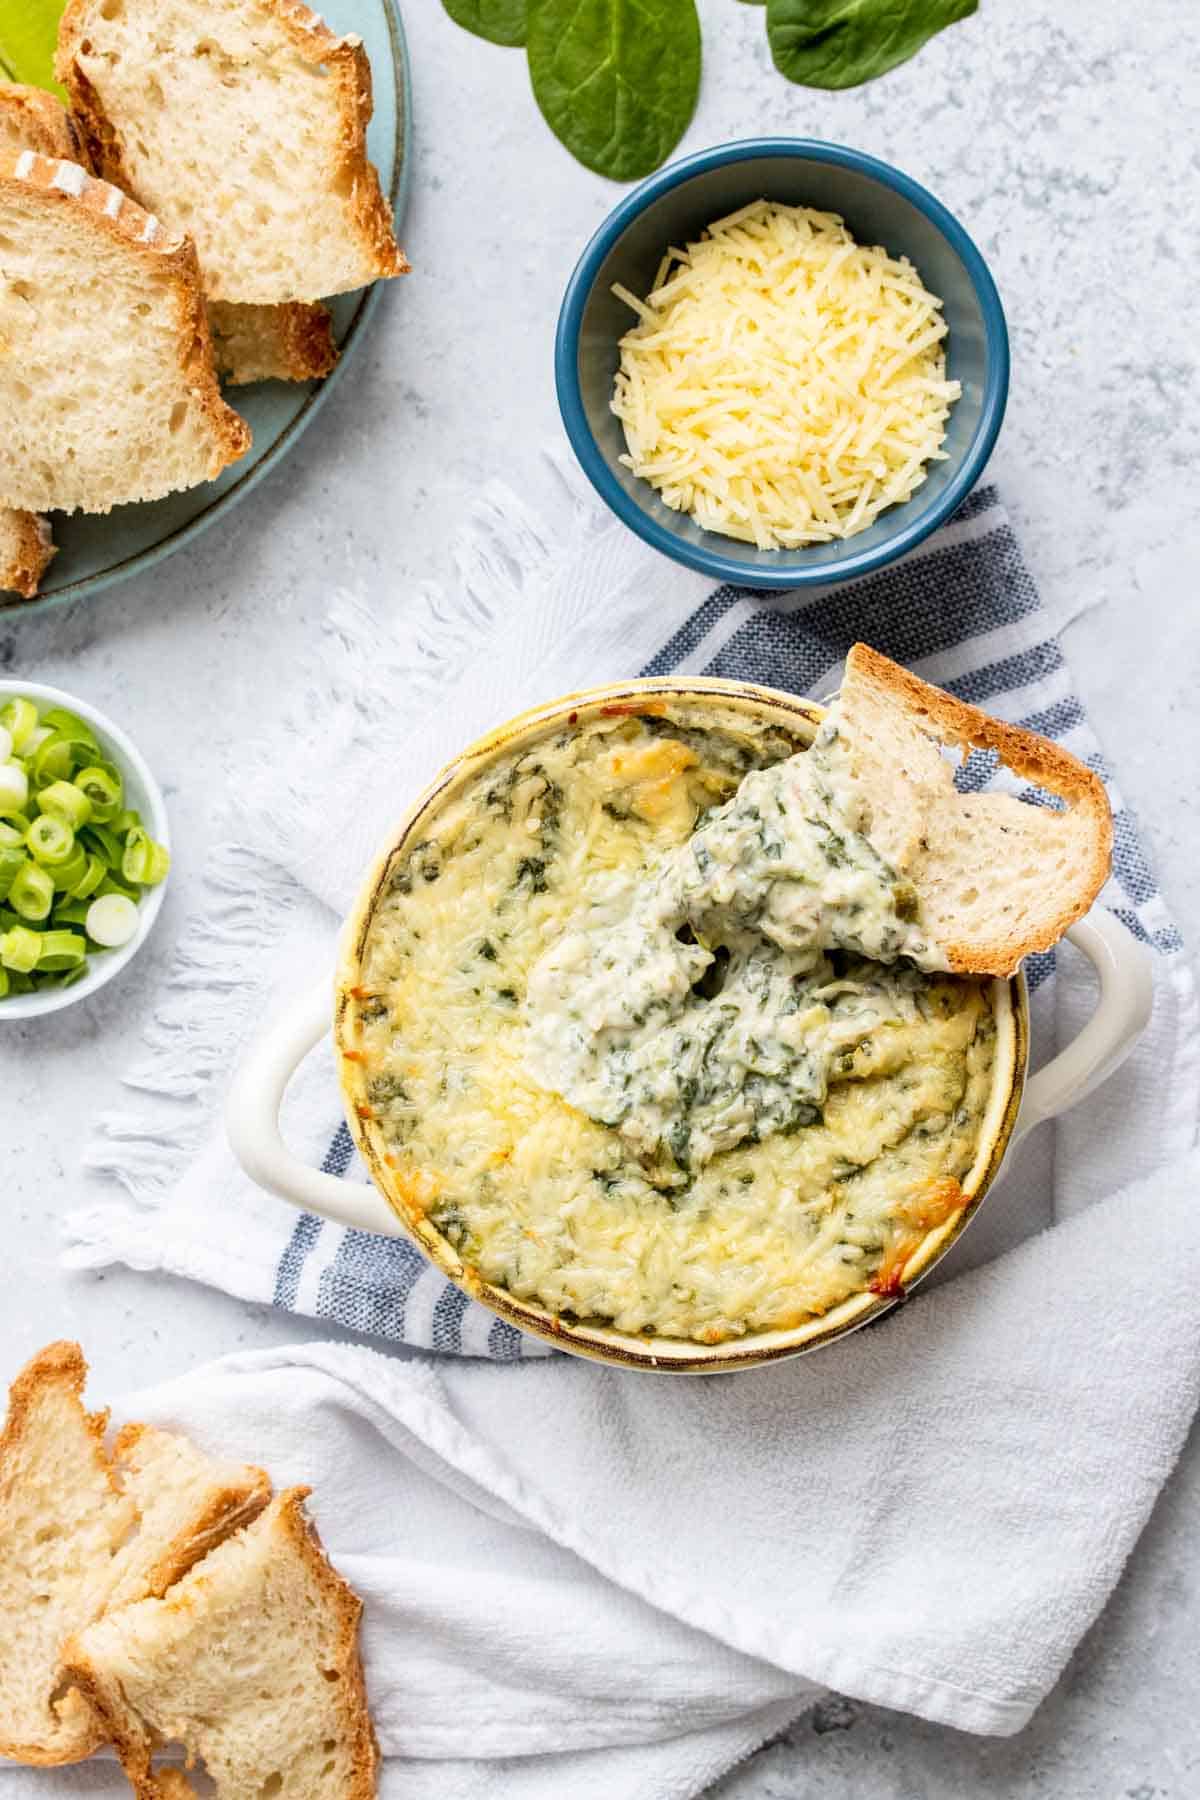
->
[63,1488,379,1800]
[0,149,250,506]
[844,644,1114,975]
[275,1487,380,1800]
[0,85,83,161]
[57,0,409,301]
[0,1342,111,1764]
[207,300,339,386]
[266,0,407,287]
[0,509,56,600]
[111,1423,272,1597]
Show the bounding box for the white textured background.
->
[2,3,1199,1794]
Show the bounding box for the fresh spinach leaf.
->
[442,0,528,48]
[527,0,701,183]
[0,0,67,96]
[766,0,976,89]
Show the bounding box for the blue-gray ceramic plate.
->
[556,139,1009,590]
[8,0,411,617]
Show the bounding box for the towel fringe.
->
[67,479,567,1267]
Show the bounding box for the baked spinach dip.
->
[348,697,996,1346]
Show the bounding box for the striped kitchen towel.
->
[69,476,1198,1354]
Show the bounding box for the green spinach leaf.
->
[766,0,977,90]
[442,0,528,48]
[527,0,701,183]
[0,0,67,96]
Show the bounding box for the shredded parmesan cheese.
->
[611,200,961,550]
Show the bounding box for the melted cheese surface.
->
[349,701,996,1346]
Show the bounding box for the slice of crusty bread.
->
[0,151,250,514]
[0,82,338,388]
[0,1343,270,1767]
[106,1423,272,1611]
[0,506,54,598]
[835,643,1113,976]
[58,0,409,305]
[208,298,338,385]
[0,1343,132,1764]
[65,1488,379,1800]
[0,85,78,594]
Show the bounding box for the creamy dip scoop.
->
[525,708,948,1176]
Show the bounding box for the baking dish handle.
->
[225,979,403,1235]
[1011,906,1153,1145]
[229,909,1151,1222]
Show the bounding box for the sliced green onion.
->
[122,829,171,887]
[36,929,87,972]
[30,734,75,789]
[74,763,122,824]
[97,870,139,902]
[68,853,106,900]
[0,762,29,816]
[51,844,89,893]
[1,924,42,972]
[41,707,98,747]
[0,697,37,751]
[9,860,54,920]
[86,892,139,948]
[0,846,25,901]
[52,897,91,927]
[39,779,93,830]
[51,960,89,990]
[0,694,169,1002]
[82,823,125,867]
[25,814,76,867]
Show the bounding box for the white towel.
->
[8,1173,1200,1800]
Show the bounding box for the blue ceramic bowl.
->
[555,138,1009,589]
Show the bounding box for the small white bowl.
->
[0,680,170,1019]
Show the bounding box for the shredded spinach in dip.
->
[525,716,948,1173]
[347,698,996,1345]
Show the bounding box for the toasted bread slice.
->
[58,0,408,304]
[0,505,54,598]
[0,83,332,390]
[0,1343,270,1767]
[65,1488,379,1800]
[0,89,75,595]
[208,298,338,385]
[106,1424,271,1611]
[0,151,250,514]
[836,644,1112,976]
